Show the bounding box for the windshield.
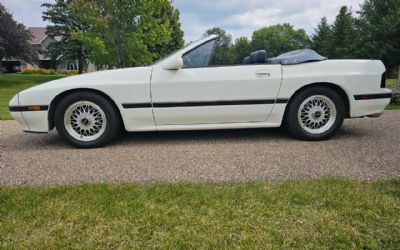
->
[151,35,216,65]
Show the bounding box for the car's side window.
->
[183,39,216,68]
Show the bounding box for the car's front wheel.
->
[54,91,120,148]
[285,87,345,140]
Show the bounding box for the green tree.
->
[42,0,86,74]
[0,3,37,66]
[150,1,184,59]
[204,27,235,65]
[251,23,311,57]
[331,6,357,58]
[312,17,334,57]
[356,0,400,71]
[233,37,251,64]
[71,0,182,68]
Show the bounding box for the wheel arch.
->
[283,82,351,120]
[48,88,124,130]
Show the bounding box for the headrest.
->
[243,56,251,64]
[250,50,267,64]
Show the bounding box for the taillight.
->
[381,72,386,88]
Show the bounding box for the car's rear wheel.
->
[54,91,120,148]
[285,87,345,140]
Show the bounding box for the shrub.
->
[391,93,400,105]
[65,70,79,76]
[58,70,79,76]
[21,68,79,76]
[22,68,40,74]
[22,68,51,75]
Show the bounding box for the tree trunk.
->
[398,65,400,85]
[77,44,84,74]
[78,57,83,74]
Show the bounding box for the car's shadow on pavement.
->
[116,127,290,144]
[5,123,369,151]
[114,125,366,145]
[6,127,289,150]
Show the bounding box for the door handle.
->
[255,70,271,78]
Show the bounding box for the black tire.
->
[54,91,121,148]
[284,86,345,141]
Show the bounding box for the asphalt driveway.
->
[0,111,399,186]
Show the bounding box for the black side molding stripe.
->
[354,93,392,100]
[9,105,49,112]
[276,98,290,104]
[122,103,152,109]
[154,100,276,107]
[122,99,289,109]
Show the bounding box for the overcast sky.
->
[2,0,365,42]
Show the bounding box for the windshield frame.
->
[151,35,219,66]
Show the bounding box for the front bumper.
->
[9,94,50,133]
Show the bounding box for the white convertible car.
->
[9,35,392,148]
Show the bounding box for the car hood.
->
[21,66,152,93]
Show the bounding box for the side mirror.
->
[163,57,183,70]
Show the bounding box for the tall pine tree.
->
[356,0,400,73]
[312,17,334,58]
[331,6,357,59]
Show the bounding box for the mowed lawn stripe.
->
[0,178,399,249]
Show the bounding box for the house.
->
[1,27,96,73]
[28,27,61,70]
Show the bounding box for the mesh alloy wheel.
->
[297,95,337,135]
[55,91,120,148]
[64,101,107,142]
[284,86,345,141]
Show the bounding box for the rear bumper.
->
[350,91,392,118]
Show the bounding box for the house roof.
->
[27,27,48,44]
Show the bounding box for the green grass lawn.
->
[386,104,400,110]
[386,79,399,89]
[0,74,65,120]
[0,179,399,248]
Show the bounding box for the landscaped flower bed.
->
[22,67,78,76]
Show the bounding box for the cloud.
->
[173,0,365,41]
[224,9,284,28]
[1,0,53,27]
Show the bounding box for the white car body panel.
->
[278,59,390,117]
[16,67,155,132]
[9,35,392,134]
[151,64,282,125]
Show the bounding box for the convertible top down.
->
[9,35,392,148]
[243,48,327,65]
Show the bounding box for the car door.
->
[150,38,282,126]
